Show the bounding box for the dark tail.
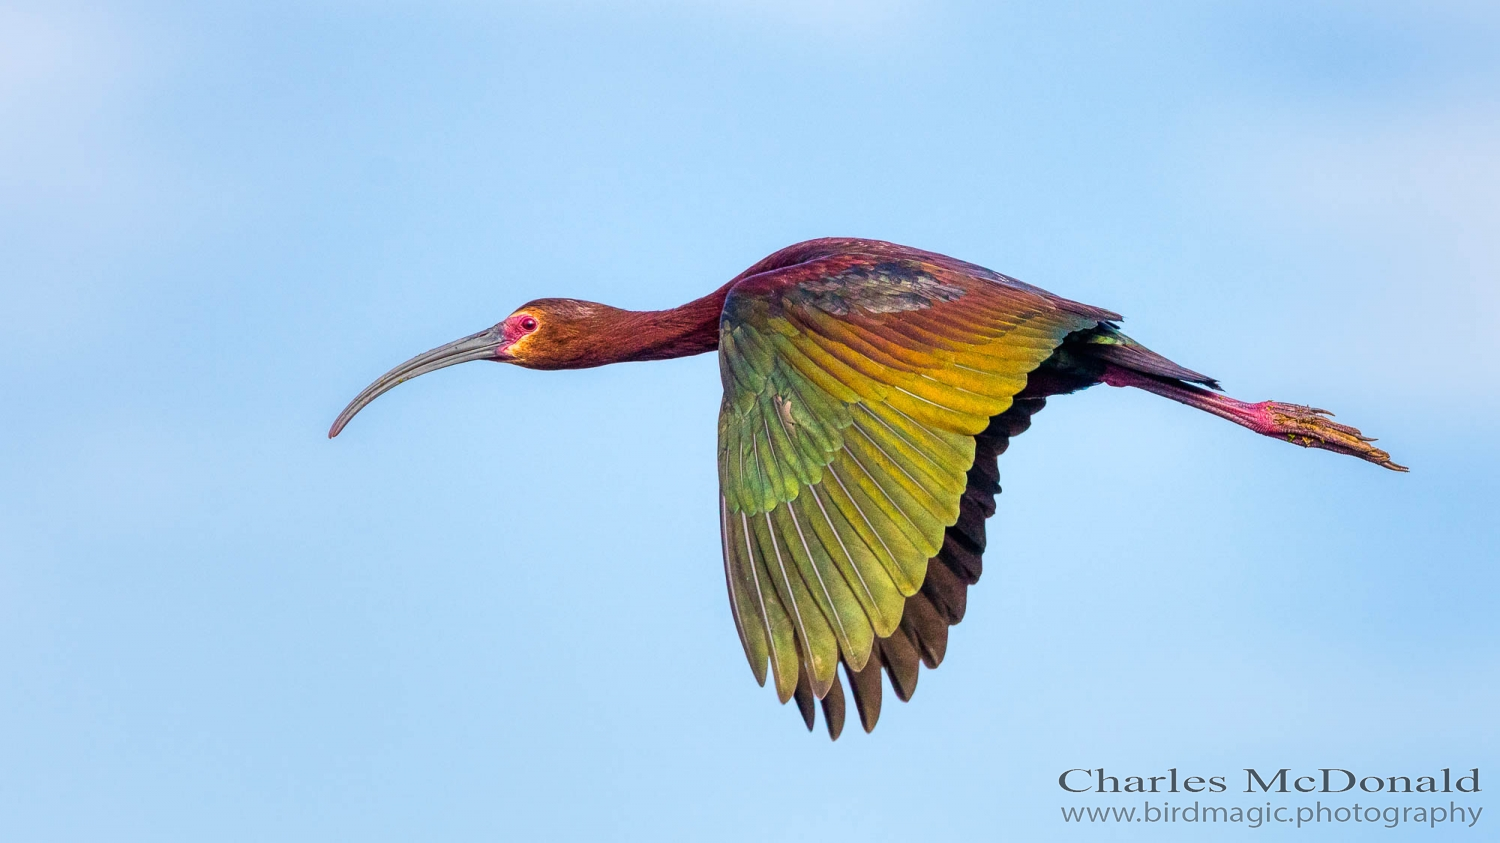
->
[1079,326,1220,390]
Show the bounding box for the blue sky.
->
[2,1,1496,840]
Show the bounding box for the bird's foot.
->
[1245,401,1408,472]
[1100,365,1406,471]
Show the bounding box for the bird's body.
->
[331,238,1402,739]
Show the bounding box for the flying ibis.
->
[330,238,1402,738]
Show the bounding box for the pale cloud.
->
[394,0,920,38]
[664,0,914,30]
[0,5,186,357]
[1259,110,1500,269]
[0,6,96,103]
[1206,102,1500,402]
[0,5,142,196]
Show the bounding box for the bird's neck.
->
[592,282,734,365]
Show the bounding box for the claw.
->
[1262,402,1407,472]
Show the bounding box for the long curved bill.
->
[329,326,505,438]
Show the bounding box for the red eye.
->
[519,316,538,332]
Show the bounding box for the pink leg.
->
[1101,365,1406,471]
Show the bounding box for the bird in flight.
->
[330,238,1403,738]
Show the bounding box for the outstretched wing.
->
[716,244,1114,733]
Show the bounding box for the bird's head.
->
[328,297,621,438]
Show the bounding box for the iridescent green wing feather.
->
[716,252,1112,710]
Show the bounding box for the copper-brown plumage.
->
[330,237,1403,739]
